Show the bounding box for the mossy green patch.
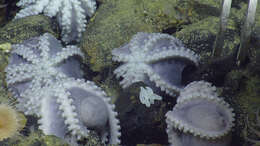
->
[0,87,14,104]
[0,15,59,44]
[238,76,260,116]
[174,1,255,60]
[224,70,260,145]
[0,50,8,88]
[175,17,219,61]
[0,131,69,146]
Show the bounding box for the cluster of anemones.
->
[112,32,235,146]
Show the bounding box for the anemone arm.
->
[12,45,38,63]
[43,0,62,17]
[5,64,34,74]
[52,46,84,65]
[59,0,73,42]
[14,0,49,19]
[16,0,36,7]
[5,65,34,84]
[6,74,33,85]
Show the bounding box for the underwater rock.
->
[0,87,13,104]
[117,92,169,145]
[0,15,58,44]
[251,26,260,48]
[112,32,199,96]
[174,16,239,62]
[98,75,171,145]
[0,1,7,26]
[15,0,96,43]
[0,131,70,146]
[224,70,260,146]
[174,17,219,61]
[243,108,260,146]
[165,81,235,146]
[0,50,8,88]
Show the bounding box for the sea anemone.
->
[112,32,199,96]
[4,33,120,144]
[0,104,25,141]
[165,81,235,146]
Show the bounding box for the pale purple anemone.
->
[14,0,96,43]
[5,33,121,144]
[165,81,235,146]
[112,32,199,96]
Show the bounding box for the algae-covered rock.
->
[0,131,69,146]
[0,1,6,26]
[0,87,14,104]
[99,74,172,145]
[80,0,201,72]
[247,44,260,76]
[223,70,260,146]
[0,50,8,88]
[174,17,219,61]
[174,6,245,61]
[116,86,170,145]
[0,15,59,44]
[252,26,260,48]
[175,1,260,61]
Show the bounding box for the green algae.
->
[174,6,245,61]
[224,69,260,145]
[0,131,69,146]
[0,87,14,105]
[0,0,7,26]
[0,50,8,88]
[0,15,59,44]
[238,76,260,146]
[174,16,219,61]
[1,128,103,146]
[175,0,259,61]
[180,0,220,23]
